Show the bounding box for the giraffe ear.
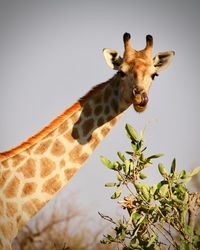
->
[103,48,123,70]
[153,51,175,72]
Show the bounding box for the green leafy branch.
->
[100,124,200,250]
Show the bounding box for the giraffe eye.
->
[151,73,159,80]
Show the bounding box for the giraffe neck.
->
[0,74,131,248]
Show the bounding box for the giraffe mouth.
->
[133,93,148,113]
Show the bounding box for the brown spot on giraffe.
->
[22,201,36,216]
[40,157,56,178]
[34,139,52,154]
[21,199,45,218]
[17,159,36,178]
[104,105,110,115]
[51,139,66,156]
[111,98,119,113]
[89,132,101,150]
[6,202,18,217]
[69,145,89,164]
[93,94,102,104]
[94,105,103,116]
[1,159,9,168]
[97,117,104,127]
[3,176,20,198]
[0,170,11,189]
[71,127,80,140]
[42,174,62,195]
[12,154,26,167]
[0,221,14,240]
[58,120,69,135]
[110,117,118,126]
[104,87,112,102]
[21,182,37,197]
[82,103,92,117]
[64,168,77,180]
[82,118,94,137]
[101,126,110,137]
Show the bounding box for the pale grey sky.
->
[0,0,199,226]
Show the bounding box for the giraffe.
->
[0,33,175,249]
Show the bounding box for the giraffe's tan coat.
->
[42,174,62,195]
[17,159,36,178]
[1,160,9,168]
[40,157,56,178]
[12,155,26,167]
[69,145,89,164]
[3,176,20,198]
[64,168,77,181]
[0,170,11,189]
[21,182,37,197]
[58,120,69,135]
[51,139,66,156]
[6,202,18,217]
[34,139,52,154]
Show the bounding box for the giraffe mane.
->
[0,80,111,161]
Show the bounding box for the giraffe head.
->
[103,33,175,112]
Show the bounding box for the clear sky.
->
[0,0,199,227]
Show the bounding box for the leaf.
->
[129,161,134,172]
[124,160,130,175]
[113,161,120,171]
[150,184,157,196]
[158,163,167,176]
[190,166,200,176]
[134,183,142,192]
[139,130,144,140]
[105,182,117,187]
[117,174,123,181]
[117,151,126,162]
[125,123,138,142]
[147,154,164,160]
[100,156,115,170]
[170,158,176,174]
[111,188,122,199]
[180,170,187,179]
[139,173,148,179]
[131,143,137,152]
[159,184,168,197]
[131,212,141,222]
[141,186,150,201]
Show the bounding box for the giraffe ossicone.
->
[0,33,175,249]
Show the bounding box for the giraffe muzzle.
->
[133,93,149,113]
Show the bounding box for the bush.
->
[100,124,200,250]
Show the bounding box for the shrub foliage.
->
[100,124,200,250]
